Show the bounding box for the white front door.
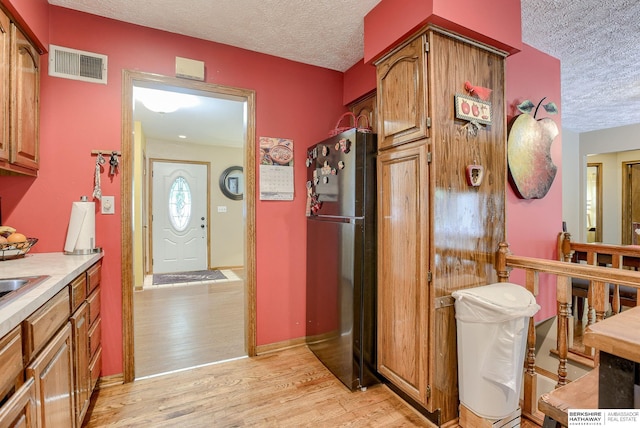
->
[152,161,208,274]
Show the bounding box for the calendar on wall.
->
[259,137,294,201]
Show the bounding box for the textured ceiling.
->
[49,0,640,134]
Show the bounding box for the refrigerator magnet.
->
[322,145,330,156]
[338,138,351,153]
[323,176,329,184]
[338,161,345,170]
[331,168,337,175]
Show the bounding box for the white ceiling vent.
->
[49,45,108,84]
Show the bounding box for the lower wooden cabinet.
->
[0,259,103,428]
[377,142,431,407]
[71,302,90,426]
[26,323,74,428]
[0,377,37,428]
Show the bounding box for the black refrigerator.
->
[305,128,378,391]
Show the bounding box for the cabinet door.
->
[0,378,37,428]
[9,24,39,171]
[377,142,431,406]
[376,35,428,149]
[71,302,90,426]
[349,92,377,135]
[0,9,9,162]
[26,323,74,428]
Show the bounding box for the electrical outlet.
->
[217,206,227,213]
[101,196,115,214]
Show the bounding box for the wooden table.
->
[584,306,640,408]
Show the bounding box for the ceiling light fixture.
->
[133,87,200,114]
[178,135,187,139]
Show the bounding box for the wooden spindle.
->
[522,269,539,417]
[556,275,571,387]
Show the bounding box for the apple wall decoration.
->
[507,98,559,199]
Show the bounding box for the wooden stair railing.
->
[495,242,640,425]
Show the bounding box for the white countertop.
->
[0,252,104,338]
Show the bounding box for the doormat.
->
[152,270,227,285]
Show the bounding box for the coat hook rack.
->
[91,150,121,156]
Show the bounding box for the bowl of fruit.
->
[0,226,38,261]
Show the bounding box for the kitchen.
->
[0,0,562,426]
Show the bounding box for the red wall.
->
[505,44,563,321]
[0,0,48,52]
[0,6,346,375]
[364,0,522,64]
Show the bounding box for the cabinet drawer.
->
[0,326,22,399]
[87,287,100,326]
[89,346,101,391]
[23,287,70,362]
[69,273,87,313]
[88,316,101,357]
[87,261,101,294]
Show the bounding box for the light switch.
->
[101,196,115,214]
[217,206,227,213]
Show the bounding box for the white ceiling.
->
[49,0,640,139]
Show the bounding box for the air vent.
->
[48,45,108,84]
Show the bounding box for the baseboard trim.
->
[256,337,306,355]
[96,373,125,389]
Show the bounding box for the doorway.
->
[121,70,256,382]
[622,161,640,245]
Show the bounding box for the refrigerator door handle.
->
[309,215,363,224]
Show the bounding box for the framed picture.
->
[454,94,492,126]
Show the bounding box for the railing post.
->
[522,269,539,419]
[496,242,511,282]
[556,275,572,387]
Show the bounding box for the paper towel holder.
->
[63,196,104,255]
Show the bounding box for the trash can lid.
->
[454,282,534,309]
[452,282,540,322]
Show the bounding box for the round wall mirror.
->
[219,166,244,200]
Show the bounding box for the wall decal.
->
[507,98,559,199]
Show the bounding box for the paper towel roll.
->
[64,201,96,253]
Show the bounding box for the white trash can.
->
[452,282,540,420]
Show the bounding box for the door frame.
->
[622,160,640,244]
[149,159,211,274]
[121,70,257,382]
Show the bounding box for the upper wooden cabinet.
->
[349,92,377,135]
[375,35,428,149]
[0,6,40,176]
[0,8,10,163]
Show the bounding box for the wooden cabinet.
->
[26,323,74,428]
[0,5,40,176]
[0,378,37,428]
[86,261,102,392]
[376,35,428,150]
[71,260,102,425]
[349,92,377,135]
[0,260,102,428]
[375,26,506,425]
[0,8,10,162]
[377,142,430,405]
[71,302,90,426]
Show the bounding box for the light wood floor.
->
[134,276,245,378]
[84,346,434,427]
[85,344,543,427]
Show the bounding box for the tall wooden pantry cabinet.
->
[375,26,506,426]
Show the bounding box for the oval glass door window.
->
[168,176,192,231]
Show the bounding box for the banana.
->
[0,226,16,237]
